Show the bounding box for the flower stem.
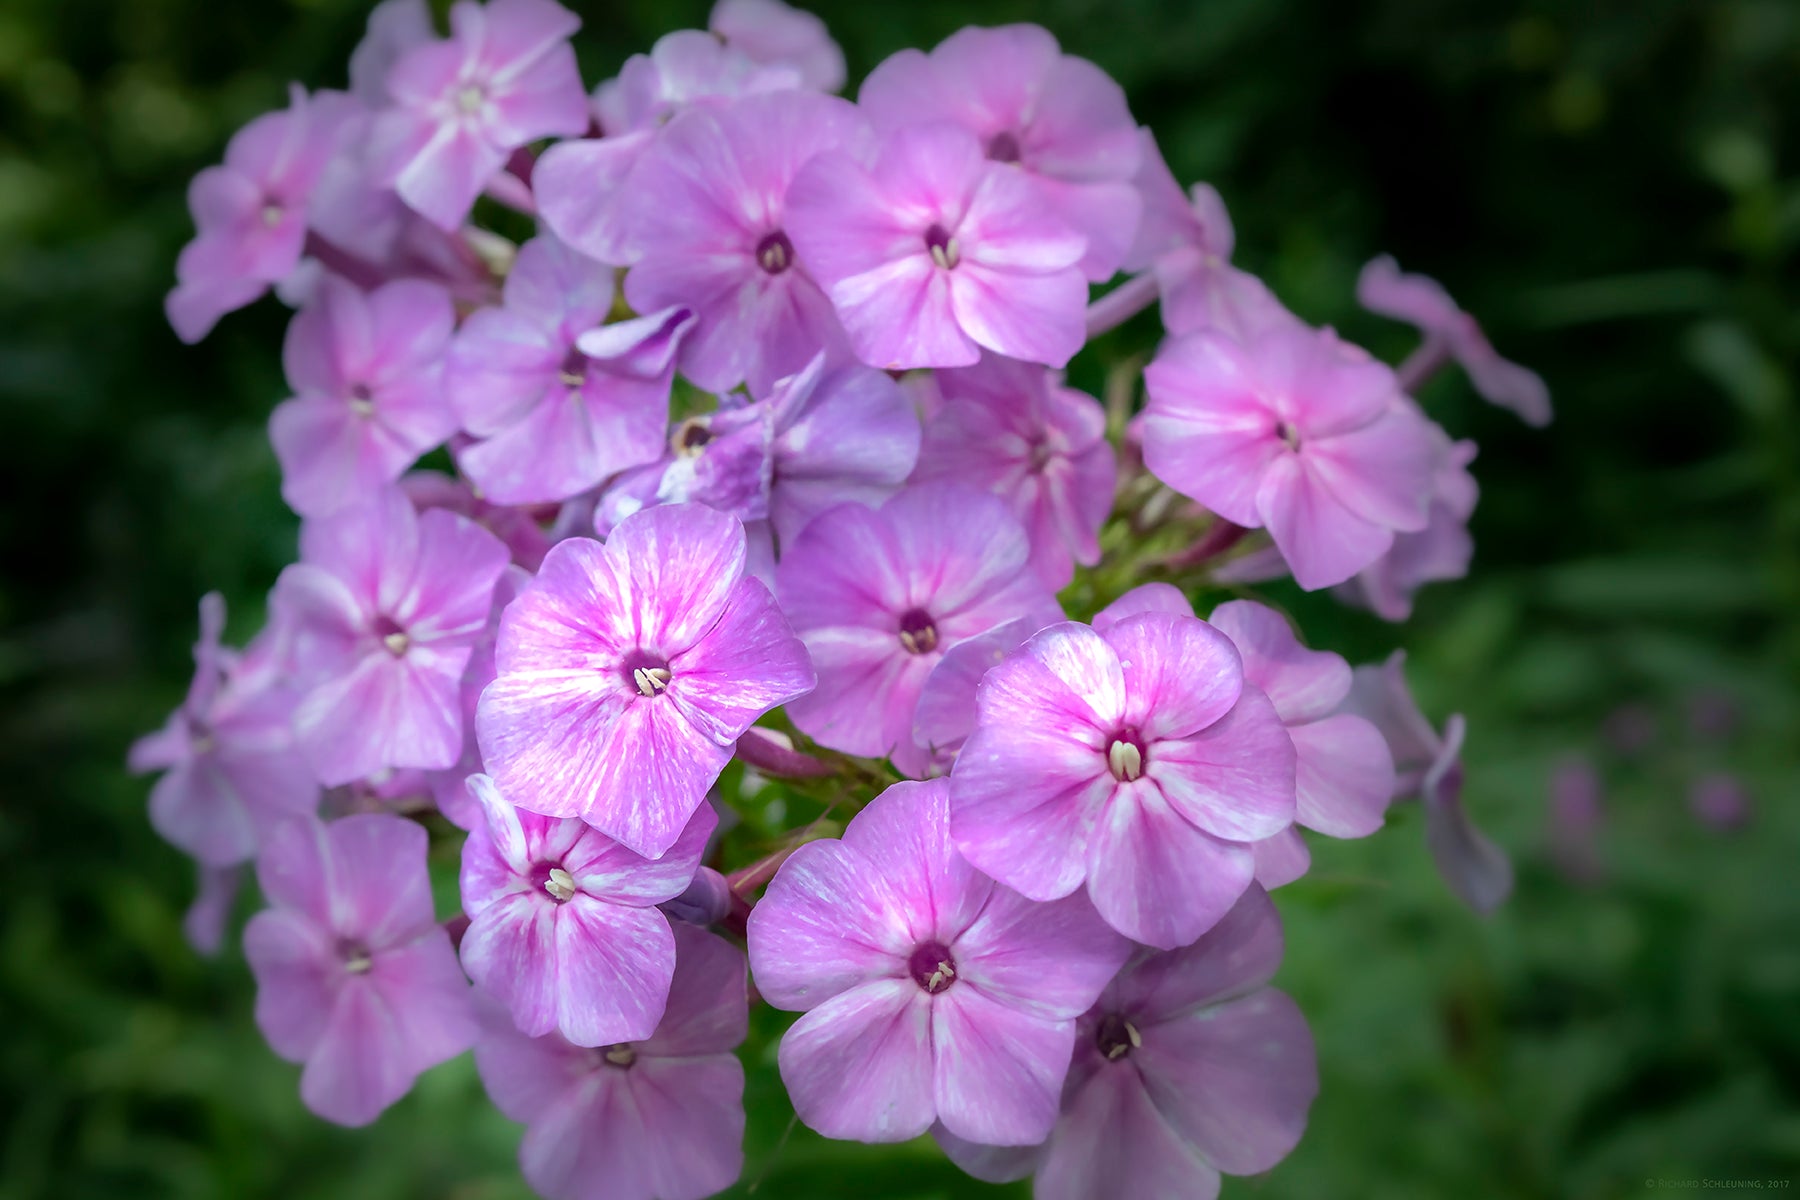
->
[1086,271,1161,338]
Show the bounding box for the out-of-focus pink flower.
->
[244,814,476,1126]
[859,24,1141,281]
[348,0,436,108]
[748,779,1130,1145]
[183,864,245,956]
[1357,255,1552,427]
[167,86,359,342]
[459,775,716,1046]
[474,925,749,1200]
[710,0,846,93]
[1337,425,1478,621]
[1689,771,1751,831]
[447,235,695,505]
[1547,754,1604,884]
[911,354,1117,589]
[401,471,552,572]
[1142,325,1437,590]
[950,613,1296,949]
[476,503,815,858]
[1340,650,1513,913]
[271,487,511,786]
[787,124,1089,370]
[935,887,1317,1200]
[369,0,588,231]
[621,90,868,396]
[270,277,459,517]
[129,594,318,866]
[1119,130,1296,340]
[774,485,1062,777]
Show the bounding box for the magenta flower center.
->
[529,861,577,903]
[1106,731,1145,782]
[558,345,588,388]
[985,130,1023,164]
[755,230,795,275]
[671,417,714,457]
[896,608,940,656]
[1275,418,1301,450]
[347,382,375,418]
[924,223,960,270]
[336,937,374,975]
[623,652,673,697]
[1027,438,1055,473]
[1094,1012,1143,1060]
[373,614,410,657]
[599,1043,636,1069]
[907,941,958,994]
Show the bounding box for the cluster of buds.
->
[138,1,1549,1197]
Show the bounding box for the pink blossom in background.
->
[748,779,1131,1145]
[166,85,358,342]
[129,594,318,866]
[1546,755,1605,884]
[369,0,589,231]
[1337,425,1478,621]
[911,353,1117,589]
[1358,254,1552,426]
[936,887,1317,1200]
[474,924,748,1200]
[182,864,245,956]
[710,0,847,93]
[1252,826,1312,890]
[859,24,1142,281]
[1690,771,1751,831]
[271,487,511,786]
[447,235,694,505]
[1142,324,1437,590]
[348,0,436,108]
[621,90,868,395]
[774,485,1061,777]
[1119,131,1296,340]
[269,277,459,517]
[458,775,716,1046]
[477,503,815,857]
[787,123,1089,369]
[401,471,552,572]
[244,814,476,1126]
[1341,650,1513,913]
[950,613,1295,949]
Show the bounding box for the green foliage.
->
[1,0,1796,1197]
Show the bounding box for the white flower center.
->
[544,867,577,902]
[1107,739,1143,782]
[456,84,486,115]
[633,666,672,696]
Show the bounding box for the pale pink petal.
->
[243,908,334,1059]
[953,887,1128,1020]
[931,987,1071,1145]
[298,978,415,1126]
[1290,714,1392,837]
[1255,453,1395,591]
[746,839,909,1010]
[777,980,935,1143]
[1148,685,1296,843]
[1104,612,1244,742]
[666,578,816,744]
[948,260,1087,368]
[1086,781,1257,950]
[1038,1065,1220,1200]
[1206,599,1349,723]
[842,778,990,943]
[1254,827,1312,889]
[552,898,676,1045]
[639,925,749,1058]
[1108,885,1285,1019]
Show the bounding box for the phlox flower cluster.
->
[138,2,1549,1197]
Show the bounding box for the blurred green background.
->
[2,0,1797,1197]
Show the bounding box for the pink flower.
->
[459,775,716,1046]
[476,503,815,858]
[860,24,1142,281]
[447,235,695,505]
[243,814,476,1126]
[536,31,799,267]
[348,0,436,108]
[1340,650,1512,913]
[787,123,1089,369]
[773,485,1062,777]
[747,779,1130,1145]
[1120,131,1295,340]
[182,864,244,956]
[269,277,459,517]
[949,612,1296,949]
[271,486,511,786]
[1358,255,1551,427]
[369,0,589,231]
[129,594,318,866]
[910,353,1116,589]
[621,90,868,396]
[166,85,358,343]
[1142,324,1437,590]
[1337,426,1478,621]
[709,0,846,93]
[1102,594,1395,840]
[474,925,748,1200]
[935,887,1317,1200]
